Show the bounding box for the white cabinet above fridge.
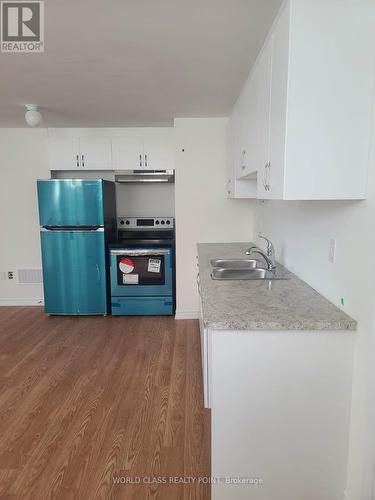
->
[48,137,112,170]
[48,128,174,172]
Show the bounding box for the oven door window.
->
[116,255,165,285]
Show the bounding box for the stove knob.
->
[161,220,165,225]
[125,220,130,225]
[166,220,171,225]
[120,220,125,225]
[155,220,160,225]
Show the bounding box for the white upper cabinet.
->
[236,72,259,179]
[245,73,259,177]
[266,3,289,200]
[48,138,80,170]
[112,136,143,170]
[226,109,257,199]
[48,136,112,170]
[79,137,112,170]
[256,36,273,198]
[48,129,175,171]
[142,135,174,171]
[112,135,173,170]
[281,0,373,200]
[229,0,374,200]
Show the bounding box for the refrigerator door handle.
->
[96,264,101,283]
[40,227,105,232]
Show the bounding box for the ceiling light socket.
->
[25,104,42,127]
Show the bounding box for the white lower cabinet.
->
[199,313,210,409]
[198,289,210,408]
[210,329,354,500]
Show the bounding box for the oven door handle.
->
[110,249,170,256]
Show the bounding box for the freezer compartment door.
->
[41,230,107,315]
[37,179,104,227]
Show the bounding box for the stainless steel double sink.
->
[210,259,289,281]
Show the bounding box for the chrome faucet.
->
[245,234,276,271]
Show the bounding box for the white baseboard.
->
[0,298,44,306]
[175,310,199,320]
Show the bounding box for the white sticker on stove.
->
[123,274,139,284]
[148,258,161,273]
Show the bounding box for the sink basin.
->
[212,268,267,280]
[210,259,260,269]
[211,268,289,280]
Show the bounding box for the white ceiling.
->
[0,0,282,127]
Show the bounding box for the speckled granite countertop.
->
[197,242,357,331]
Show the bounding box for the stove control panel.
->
[117,217,174,229]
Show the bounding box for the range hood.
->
[115,170,175,184]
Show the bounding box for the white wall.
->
[255,103,375,500]
[115,183,175,217]
[174,118,256,318]
[0,128,49,304]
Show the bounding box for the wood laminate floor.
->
[0,307,210,500]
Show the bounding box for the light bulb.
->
[25,105,42,127]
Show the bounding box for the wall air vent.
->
[16,268,43,284]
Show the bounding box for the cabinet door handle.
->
[266,161,271,191]
[145,154,148,167]
[81,155,85,167]
[241,150,246,170]
[76,154,79,167]
[139,154,142,167]
[262,164,267,190]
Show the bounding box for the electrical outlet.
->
[7,271,14,280]
[328,239,336,264]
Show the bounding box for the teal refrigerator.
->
[37,179,116,315]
